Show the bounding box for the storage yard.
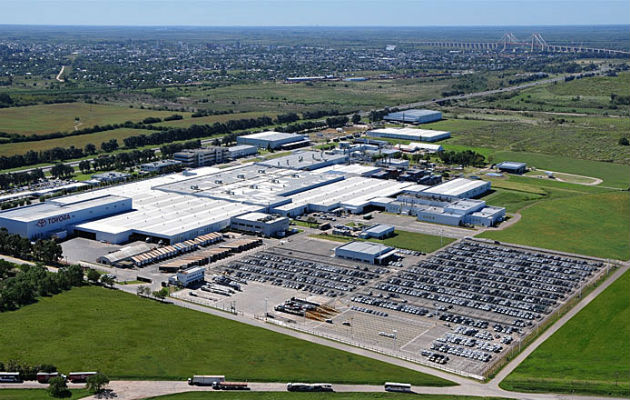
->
[168,233,606,379]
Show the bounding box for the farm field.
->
[146,393,511,400]
[0,128,157,157]
[500,270,630,397]
[0,103,187,135]
[478,191,630,260]
[0,286,453,386]
[0,389,90,400]
[312,230,454,254]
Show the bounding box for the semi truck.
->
[187,375,225,386]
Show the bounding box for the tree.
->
[84,143,97,155]
[32,239,63,264]
[100,274,115,287]
[78,160,91,173]
[152,287,169,299]
[86,372,109,394]
[619,137,629,146]
[351,114,361,124]
[48,376,70,398]
[86,268,100,284]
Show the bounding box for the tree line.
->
[0,262,83,311]
[0,229,63,263]
[438,150,486,167]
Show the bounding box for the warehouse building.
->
[359,224,394,239]
[173,147,230,167]
[317,164,381,177]
[237,131,308,149]
[383,109,442,124]
[367,127,451,142]
[497,161,527,175]
[257,150,348,171]
[335,241,397,265]
[0,195,132,240]
[97,242,155,265]
[228,144,258,159]
[422,178,491,200]
[231,212,290,237]
[397,142,443,153]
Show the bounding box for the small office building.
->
[140,159,183,173]
[169,266,205,287]
[173,147,230,167]
[230,212,290,237]
[334,241,397,265]
[359,224,395,239]
[228,145,258,159]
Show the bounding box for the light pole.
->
[393,329,397,352]
[264,297,268,321]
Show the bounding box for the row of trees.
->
[0,360,57,380]
[438,150,486,167]
[0,168,44,189]
[0,263,83,311]
[0,229,63,263]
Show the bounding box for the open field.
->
[491,151,630,188]
[480,188,544,214]
[478,191,630,260]
[0,286,452,386]
[0,389,90,400]
[312,230,454,254]
[428,113,630,165]
[147,393,511,400]
[147,77,459,114]
[0,128,156,157]
[500,270,630,397]
[0,103,188,135]
[464,71,630,116]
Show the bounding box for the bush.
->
[48,376,71,398]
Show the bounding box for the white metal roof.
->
[422,178,489,197]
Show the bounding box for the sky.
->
[0,0,628,26]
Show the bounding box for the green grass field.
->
[500,270,630,397]
[478,191,630,260]
[491,151,630,188]
[0,103,187,135]
[312,230,454,254]
[146,393,510,400]
[0,389,90,400]
[0,286,452,386]
[0,128,156,157]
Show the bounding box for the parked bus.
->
[0,372,22,383]
[67,372,97,383]
[384,382,412,392]
[287,383,333,392]
[213,381,250,390]
[36,372,64,384]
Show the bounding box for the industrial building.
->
[334,241,397,265]
[359,224,395,239]
[422,178,490,200]
[317,164,381,177]
[0,195,132,240]
[91,172,130,183]
[228,144,258,159]
[140,159,182,173]
[257,150,348,170]
[383,109,442,124]
[496,161,527,174]
[169,266,205,287]
[386,194,505,227]
[231,212,290,237]
[397,142,443,153]
[173,147,229,167]
[236,131,308,149]
[367,127,451,142]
